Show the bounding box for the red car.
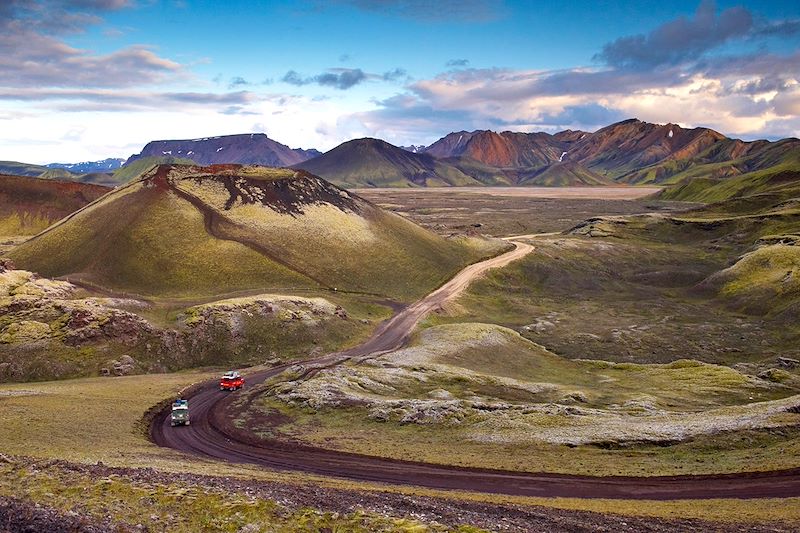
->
[219,371,244,391]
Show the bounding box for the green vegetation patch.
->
[231,323,800,475]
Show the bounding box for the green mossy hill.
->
[0,161,74,180]
[248,323,798,461]
[656,141,800,202]
[519,162,615,186]
[9,164,498,300]
[0,174,110,238]
[288,322,792,413]
[110,155,195,185]
[698,244,800,320]
[295,138,481,188]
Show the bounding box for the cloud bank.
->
[347,0,800,143]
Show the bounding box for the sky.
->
[1,0,799,163]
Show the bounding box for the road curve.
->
[151,240,800,500]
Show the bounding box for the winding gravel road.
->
[151,240,800,500]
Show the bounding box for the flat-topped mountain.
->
[9,163,494,300]
[125,133,321,168]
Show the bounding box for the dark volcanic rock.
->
[0,496,111,532]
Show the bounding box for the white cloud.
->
[0,93,364,163]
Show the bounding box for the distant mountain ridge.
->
[0,161,76,181]
[7,118,799,191]
[46,158,125,174]
[420,119,800,187]
[125,133,320,168]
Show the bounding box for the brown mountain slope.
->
[424,130,580,169]
[562,119,728,180]
[0,174,110,238]
[423,119,799,189]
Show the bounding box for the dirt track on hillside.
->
[151,239,800,500]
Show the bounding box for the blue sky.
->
[1,0,799,162]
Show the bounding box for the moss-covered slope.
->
[9,164,494,300]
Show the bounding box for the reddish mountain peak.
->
[425,129,569,169]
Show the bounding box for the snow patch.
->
[216,147,224,152]
[559,151,568,162]
[161,150,172,155]
[668,129,674,138]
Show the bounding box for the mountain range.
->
[46,158,125,174]
[4,118,799,193]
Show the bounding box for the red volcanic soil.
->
[425,130,575,169]
[0,174,110,235]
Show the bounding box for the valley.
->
[3,0,800,528]
[1,126,798,532]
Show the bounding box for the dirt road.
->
[151,239,800,500]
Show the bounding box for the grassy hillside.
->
[0,174,110,238]
[698,244,800,320]
[110,156,196,186]
[0,161,74,180]
[234,322,800,476]
[296,138,481,188]
[9,164,498,301]
[659,167,800,203]
[639,139,796,186]
[520,162,615,186]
